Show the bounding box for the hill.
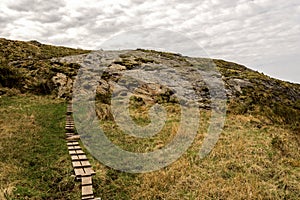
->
[0,38,299,199]
[1,38,299,130]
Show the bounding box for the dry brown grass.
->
[1,94,298,199]
[89,104,300,199]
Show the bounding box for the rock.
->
[226,78,252,94]
[108,64,126,71]
[52,73,73,98]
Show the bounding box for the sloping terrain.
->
[0,38,299,199]
[0,38,90,96]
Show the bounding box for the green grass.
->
[0,95,80,200]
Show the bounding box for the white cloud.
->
[0,0,299,83]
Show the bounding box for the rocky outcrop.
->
[0,39,299,128]
[52,73,73,98]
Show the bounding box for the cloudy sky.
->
[1,0,299,83]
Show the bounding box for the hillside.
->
[0,38,90,95]
[1,38,299,130]
[0,38,299,199]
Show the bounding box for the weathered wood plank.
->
[68,146,81,151]
[82,185,93,197]
[78,154,88,160]
[82,195,94,200]
[74,168,85,177]
[84,167,96,176]
[71,155,79,160]
[67,142,79,146]
[72,161,82,168]
[75,149,85,155]
[80,160,91,167]
[81,176,92,186]
[69,150,76,155]
[72,155,88,161]
[66,135,80,141]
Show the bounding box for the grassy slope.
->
[89,103,300,199]
[0,39,299,199]
[0,95,80,199]
[1,95,299,199]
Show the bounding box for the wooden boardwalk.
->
[65,103,100,200]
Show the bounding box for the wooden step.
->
[66,135,80,141]
[74,167,96,178]
[67,142,79,146]
[71,154,88,161]
[81,176,92,186]
[68,146,82,151]
[82,185,93,198]
[72,160,92,168]
[82,196,94,200]
[69,149,85,155]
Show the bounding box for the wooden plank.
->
[72,161,91,168]
[74,168,85,177]
[67,142,79,146]
[81,176,92,186]
[71,155,79,160]
[69,150,76,155]
[80,160,91,167]
[72,161,82,168]
[68,146,74,150]
[73,146,82,150]
[66,134,75,138]
[68,146,75,150]
[75,149,85,155]
[82,185,93,197]
[68,146,81,151]
[78,155,88,160]
[83,167,96,176]
[66,135,80,141]
[82,195,94,200]
[72,155,88,161]
[65,127,74,131]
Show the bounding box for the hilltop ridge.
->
[0,38,299,131]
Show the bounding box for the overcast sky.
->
[0,0,299,83]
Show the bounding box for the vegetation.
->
[90,99,300,199]
[0,38,90,95]
[0,39,299,199]
[0,95,81,199]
